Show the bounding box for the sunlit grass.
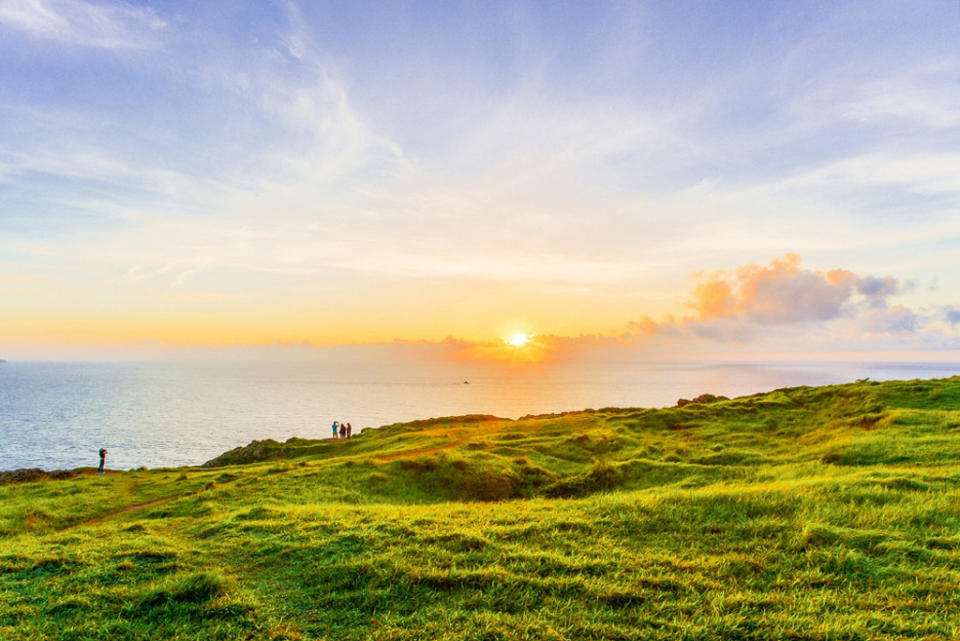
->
[1,376,959,639]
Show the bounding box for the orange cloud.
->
[687,253,896,325]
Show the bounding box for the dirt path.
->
[71,436,468,527]
[77,494,183,527]
[375,441,462,462]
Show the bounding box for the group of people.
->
[95,421,356,471]
[332,420,354,439]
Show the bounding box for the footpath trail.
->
[375,441,462,462]
[79,495,182,527]
[71,454,316,529]
[373,420,525,462]
[73,435,469,528]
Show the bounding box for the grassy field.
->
[2,376,959,640]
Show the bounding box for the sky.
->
[0,0,958,362]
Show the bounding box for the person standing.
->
[331,421,339,439]
[346,423,352,439]
[97,448,107,475]
[339,422,347,439]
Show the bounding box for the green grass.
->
[2,376,960,640]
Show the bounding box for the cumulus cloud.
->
[589,255,957,356]
[856,275,900,305]
[600,254,960,357]
[687,254,899,326]
[862,304,919,335]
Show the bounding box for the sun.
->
[504,333,531,347]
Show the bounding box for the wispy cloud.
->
[1,2,958,355]
[0,0,165,49]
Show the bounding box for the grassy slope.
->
[1,377,959,640]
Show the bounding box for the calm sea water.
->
[1,360,956,471]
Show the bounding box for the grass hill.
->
[2,377,959,640]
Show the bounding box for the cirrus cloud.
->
[0,0,166,49]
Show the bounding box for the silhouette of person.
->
[98,448,107,475]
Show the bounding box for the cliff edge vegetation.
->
[2,377,959,640]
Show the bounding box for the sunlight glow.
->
[505,333,531,347]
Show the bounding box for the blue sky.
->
[0,0,958,359]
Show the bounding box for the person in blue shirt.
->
[331,421,339,439]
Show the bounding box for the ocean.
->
[1,360,956,471]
